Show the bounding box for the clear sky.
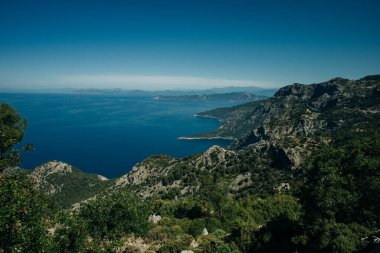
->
[0,0,379,90]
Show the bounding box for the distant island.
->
[153,92,266,102]
[72,86,277,97]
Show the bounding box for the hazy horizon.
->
[0,74,281,91]
[2,74,379,93]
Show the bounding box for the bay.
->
[1,93,233,178]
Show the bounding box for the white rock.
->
[148,214,162,224]
[190,240,199,249]
[97,175,109,181]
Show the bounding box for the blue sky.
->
[0,0,379,90]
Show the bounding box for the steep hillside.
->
[195,76,379,140]
[190,76,380,166]
[30,161,112,208]
[114,145,291,198]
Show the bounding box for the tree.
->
[301,128,380,226]
[296,126,380,252]
[0,174,53,252]
[52,211,88,253]
[79,188,150,240]
[0,102,30,170]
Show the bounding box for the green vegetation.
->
[79,188,150,240]
[0,174,54,252]
[0,173,151,252]
[294,126,380,252]
[36,166,113,208]
[0,102,31,170]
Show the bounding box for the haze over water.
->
[2,93,233,178]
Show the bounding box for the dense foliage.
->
[0,102,29,170]
[0,175,151,252]
[79,188,150,240]
[0,174,54,252]
[294,126,380,252]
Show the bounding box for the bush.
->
[79,188,149,240]
[52,211,88,252]
[187,218,206,237]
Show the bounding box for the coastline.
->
[193,114,219,120]
[179,113,229,140]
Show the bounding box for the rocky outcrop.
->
[114,145,244,198]
[230,172,252,191]
[29,161,111,208]
[97,175,109,181]
[31,161,74,193]
[115,236,159,253]
[148,214,162,224]
[116,155,175,187]
[195,145,237,170]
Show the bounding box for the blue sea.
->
[1,93,234,178]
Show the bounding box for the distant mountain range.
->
[0,86,278,97]
[72,86,278,97]
[152,92,266,102]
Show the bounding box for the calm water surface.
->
[1,93,234,178]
